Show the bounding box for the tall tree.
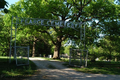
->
[3,0,118,59]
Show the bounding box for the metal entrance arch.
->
[9,16,84,66]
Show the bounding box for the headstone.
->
[48,55,52,58]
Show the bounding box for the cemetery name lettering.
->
[20,18,82,28]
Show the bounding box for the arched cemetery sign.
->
[9,16,85,66]
[17,17,82,28]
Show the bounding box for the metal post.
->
[15,16,18,65]
[84,25,86,49]
[83,50,85,67]
[80,24,82,40]
[28,46,30,65]
[85,50,88,67]
[84,25,86,66]
[16,50,18,66]
[80,50,82,66]
[9,16,13,63]
[69,48,72,65]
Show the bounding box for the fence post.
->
[85,50,88,67]
[69,48,72,65]
[28,46,30,65]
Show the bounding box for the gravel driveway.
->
[25,57,120,80]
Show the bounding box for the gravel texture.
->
[25,57,120,80]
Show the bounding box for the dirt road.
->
[26,57,120,80]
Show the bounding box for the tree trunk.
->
[53,42,61,59]
[32,37,36,57]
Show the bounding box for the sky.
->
[6,0,20,6]
[5,0,119,6]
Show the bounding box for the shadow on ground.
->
[25,58,120,80]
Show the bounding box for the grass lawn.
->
[0,56,37,79]
[63,59,120,75]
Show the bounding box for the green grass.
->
[63,59,120,75]
[0,56,37,79]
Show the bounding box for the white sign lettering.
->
[29,19,33,24]
[41,20,44,25]
[51,21,54,26]
[19,17,82,29]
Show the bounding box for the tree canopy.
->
[1,0,120,60]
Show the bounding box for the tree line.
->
[0,0,120,61]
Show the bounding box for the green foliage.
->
[3,0,79,58]
[0,14,10,56]
[2,0,120,59]
[69,0,120,61]
[64,45,72,55]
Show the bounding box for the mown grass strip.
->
[0,56,37,79]
[63,59,120,75]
